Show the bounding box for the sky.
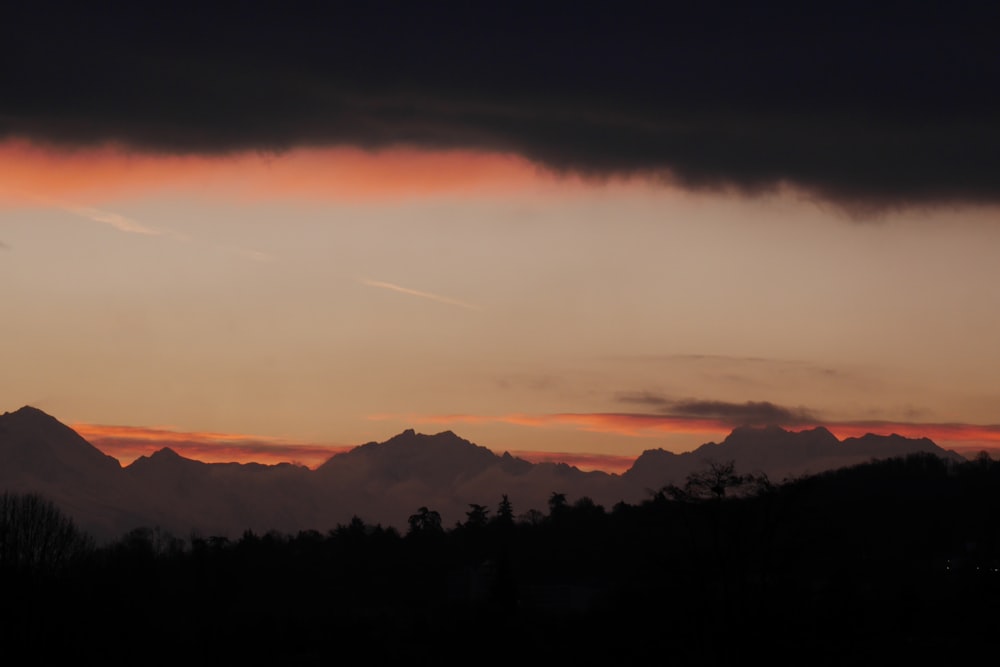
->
[2,2,999,471]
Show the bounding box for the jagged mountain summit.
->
[624,424,964,492]
[313,427,620,530]
[0,405,121,478]
[0,406,145,537]
[0,406,966,542]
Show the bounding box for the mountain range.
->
[0,405,965,542]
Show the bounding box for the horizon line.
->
[64,418,998,475]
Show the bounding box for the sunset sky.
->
[2,3,998,470]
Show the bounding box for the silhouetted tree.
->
[665,459,770,502]
[464,503,489,529]
[519,508,545,526]
[496,494,514,526]
[334,515,369,538]
[118,525,185,560]
[3,451,998,663]
[407,506,443,535]
[548,492,568,518]
[0,492,92,575]
[573,496,602,512]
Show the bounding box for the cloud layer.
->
[617,393,817,426]
[72,423,351,468]
[3,2,998,210]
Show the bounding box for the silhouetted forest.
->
[3,453,999,665]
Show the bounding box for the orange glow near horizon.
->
[71,415,1000,474]
[388,412,733,438]
[73,422,646,473]
[72,423,353,469]
[372,412,1000,456]
[0,139,587,205]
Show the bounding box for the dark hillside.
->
[3,451,999,664]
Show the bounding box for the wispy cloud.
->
[360,278,481,311]
[45,197,275,262]
[66,205,162,236]
[227,246,276,263]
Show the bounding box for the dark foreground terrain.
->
[3,452,999,665]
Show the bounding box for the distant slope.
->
[125,447,315,538]
[0,406,143,538]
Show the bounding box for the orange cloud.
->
[72,423,351,468]
[0,139,575,205]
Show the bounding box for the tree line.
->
[2,452,1000,664]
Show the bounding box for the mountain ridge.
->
[0,405,967,541]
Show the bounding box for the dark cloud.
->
[616,391,674,410]
[669,399,816,426]
[617,392,816,426]
[3,2,999,210]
